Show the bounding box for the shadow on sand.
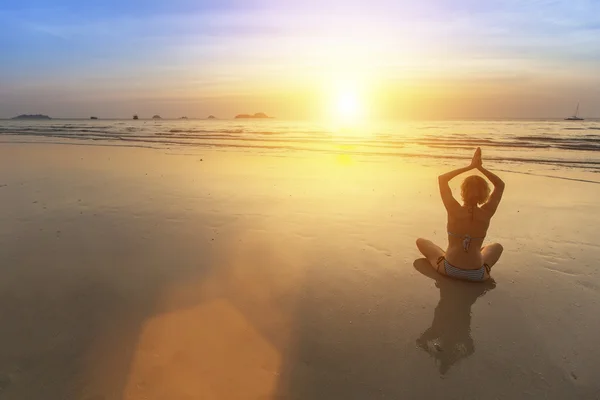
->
[413,258,496,375]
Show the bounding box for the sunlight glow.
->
[328,80,369,125]
[336,90,361,120]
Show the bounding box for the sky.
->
[1,0,600,120]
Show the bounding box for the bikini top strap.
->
[447,232,485,252]
[462,235,472,252]
[447,231,486,240]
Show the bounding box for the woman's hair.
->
[461,175,490,206]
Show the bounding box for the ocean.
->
[2,119,599,177]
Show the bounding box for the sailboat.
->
[564,103,584,121]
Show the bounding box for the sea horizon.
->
[3,116,600,121]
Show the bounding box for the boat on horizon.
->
[133,114,139,120]
[564,103,584,121]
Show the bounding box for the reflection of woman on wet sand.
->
[417,147,505,281]
[414,259,496,374]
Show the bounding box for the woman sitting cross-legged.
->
[416,147,505,282]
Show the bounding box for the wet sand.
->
[0,143,599,399]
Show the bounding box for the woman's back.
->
[446,206,492,270]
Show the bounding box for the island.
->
[207,115,217,120]
[179,116,188,120]
[133,114,139,120]
[90,116,98,120]
[12,114,51,120]
[234,112,271,119]
[152,115,162,120]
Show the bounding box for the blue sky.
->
[1,0,599,119]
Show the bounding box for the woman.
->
[416,147,505,281]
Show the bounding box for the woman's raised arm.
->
[438,148,481,211]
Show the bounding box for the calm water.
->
[2,119,600,174]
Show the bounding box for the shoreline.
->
[2,134,600,184]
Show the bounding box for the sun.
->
[336,90,361,120]
[329,82,368,125]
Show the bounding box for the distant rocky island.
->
[90,116,98,120]
[207,115,217,120]
[234,112,271,119]
[12,114,51,120]
[152,115,162,120]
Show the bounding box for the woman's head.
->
[461,175,490,206]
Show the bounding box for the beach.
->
[1,139,599,399]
